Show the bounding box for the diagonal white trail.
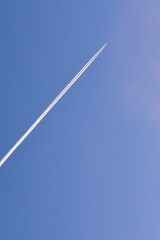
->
[0,43,106,167]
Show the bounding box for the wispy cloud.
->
[113,1,160,126]
[125,60,160,125]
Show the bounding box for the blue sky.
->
[1,0,160,239]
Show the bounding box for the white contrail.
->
[0,43,107,167]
